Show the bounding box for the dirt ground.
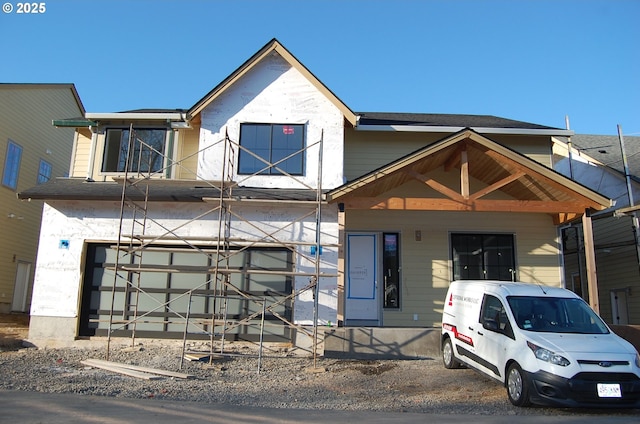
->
[0,313,29,351]
[2,313,639,415]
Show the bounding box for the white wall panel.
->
[198,54,345,189]
[30,200,339,325]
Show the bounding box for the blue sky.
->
[1,0,638,135]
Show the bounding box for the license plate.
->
[597,383,622,398]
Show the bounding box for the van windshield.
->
[507,296,609,334]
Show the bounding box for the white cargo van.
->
[441,280,640,407]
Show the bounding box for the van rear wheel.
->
[442,338,462,369]
[506,363,531,406]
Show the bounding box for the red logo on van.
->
[448,294,453,306]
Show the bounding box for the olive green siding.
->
[347,209,561,327]
[562,215,640,324]
[344,127,553,181]
[593,216,638,324]
[0,85,83,312]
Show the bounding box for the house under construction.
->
[19,39,616,358]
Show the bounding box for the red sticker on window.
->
[282,125,294,135]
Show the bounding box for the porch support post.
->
[460,148,469,199]
[582,208,600,313]
[336,203,345,326]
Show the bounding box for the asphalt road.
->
[1,390,638,424]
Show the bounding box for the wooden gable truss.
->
[328,129,612,225]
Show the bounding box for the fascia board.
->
[355,124,574,137]
[188,40,357,126]
[85,112,186,121]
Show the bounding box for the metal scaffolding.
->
[103,125,332,368]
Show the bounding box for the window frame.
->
[450,233,516,281]
[2,140,23,190]
[382,232,401,309]
[101,127,168,174]
[238,123,306,176]
[480,294,515,339]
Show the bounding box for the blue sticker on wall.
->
[59,240,70,249]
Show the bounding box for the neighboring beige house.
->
[18,40,612,349]
[0,83,85,313]
[553,134,640,325]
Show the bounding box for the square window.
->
[451,233,516,281]
[102,128,167,173]
[238,123,304,175]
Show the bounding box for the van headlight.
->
[635,353,640,368]
[527,341,570,366]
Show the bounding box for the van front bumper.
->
[525,369,640,408]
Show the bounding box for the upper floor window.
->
[37,159,52,184]
[238,123,305,175]
[2,140,22,190]
[451,233,516,281]
[102,128,167,173]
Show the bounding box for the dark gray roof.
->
[17,178,320,202]
[120,108,188,114]
[569,134,640,179]
[356,112,561,130]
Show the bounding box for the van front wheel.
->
[442,338,461,369]
[506,363,531,406]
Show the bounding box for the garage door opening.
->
[78,243,293,343]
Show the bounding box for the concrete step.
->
[323,327,441,360]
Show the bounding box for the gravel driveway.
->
[0,338,638,419]
[1,315,638,418]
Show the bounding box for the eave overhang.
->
[17,178,320,203]
[52,118,98,128]
[85,112,187,121]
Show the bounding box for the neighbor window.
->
[2,140,22,190]
[37,159,52,184]
[451,233,516,281]
[238,123,305,175]
[102,128,167,173]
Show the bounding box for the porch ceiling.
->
[327,129,612,225]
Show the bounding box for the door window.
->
[383,233,400,309]
[480,294,514,339]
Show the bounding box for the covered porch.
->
[327,129,613,327]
